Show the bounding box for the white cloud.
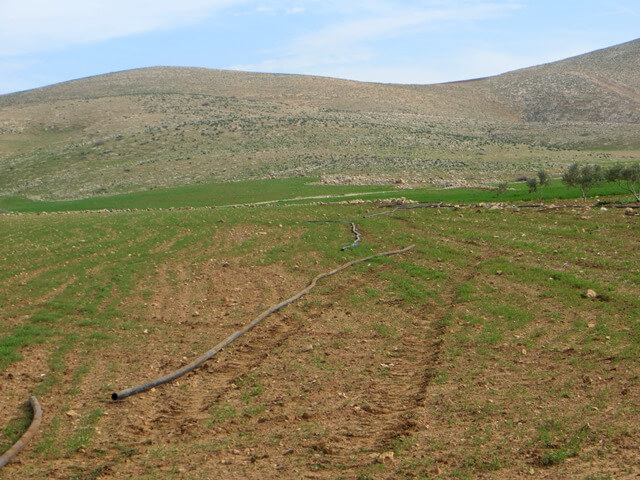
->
[285,6,305,15]
[0,0,245,56]
[296,3,520,50]
[233,1,523,80]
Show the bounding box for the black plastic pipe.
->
[0,396,42,469]
[306,220,362,250]
[111,244,415,401]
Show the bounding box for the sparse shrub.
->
[606,162,640,202]
[537,170,551,187]
[496,182,508,197]
[527,177,538,193]
[561,163,604,200]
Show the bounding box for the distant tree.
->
[562,163,604,201]
[537,170,551,188]
[527,177,538,194]
[496,182,508,197]
[606,162,640,202]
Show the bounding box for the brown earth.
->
[2,205,639,479]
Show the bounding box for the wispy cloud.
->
[233,1,522,77]
[0,0,245,56]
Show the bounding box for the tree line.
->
[497,162,640,201]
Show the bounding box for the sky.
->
[0,0,638,94]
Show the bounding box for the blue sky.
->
[0,0,638,94]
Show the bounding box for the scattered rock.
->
[66,410,80,418]
[625,207,636,216]
[584,289,598,299]
[373,451,394,464]
[301,344,314,352]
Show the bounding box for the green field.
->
[1,184,639,479]
[0,177,633,213]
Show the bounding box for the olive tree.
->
[537,170,551,188]
[561,163,604,201]
[496,182,508,197]
[606,163,640,202]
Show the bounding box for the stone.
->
[375,451,394,464]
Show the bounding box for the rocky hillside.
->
[470,38,640,123]
[1,39,638,199]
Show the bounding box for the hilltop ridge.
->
[1,39,639,199]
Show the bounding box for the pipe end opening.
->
[111,392,118,401]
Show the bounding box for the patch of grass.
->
[391,435,417,456]
[0,323,53,370]
[31,311,63,324]
[372,322,397,339]
[69,364,91,395]
[243,404,267,417]
[456,281,474,302]
[66,408,103,453]
[35,415,61,457]
[0,400,33,453]
[536,420,590,466]
[207,403,237,426]
[69,465,108,480]
[380,271,438,305]
[237,374,263,404]
[35,333,79,395]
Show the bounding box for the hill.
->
[1,39,639,199]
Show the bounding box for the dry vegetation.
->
[1,40,639,199]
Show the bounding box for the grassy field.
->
[0,178,392,213]
[1,187,639,479]
[0,177,634,213]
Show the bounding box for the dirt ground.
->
[1,205,639,479]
